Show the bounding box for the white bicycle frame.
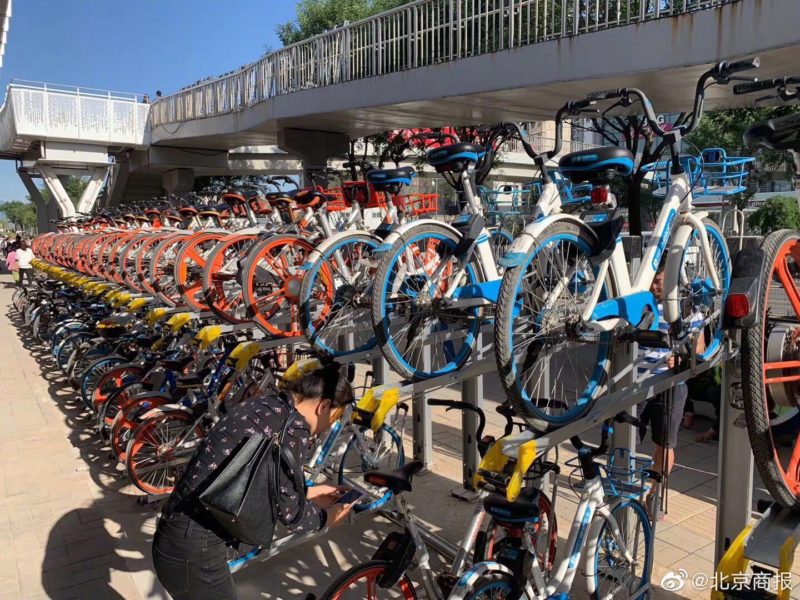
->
[449,475,650,599]
[505,169,723,334]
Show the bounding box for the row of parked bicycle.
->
[11,57,800,597]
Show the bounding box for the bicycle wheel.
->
[590,500,652,600]
[241,234,315,337]
[665,219,730,360]
[319,559,417,600]
[90,364,145,412]
[495,221,613,429]
[371,223,484,380]
[488,227,513,265]
[742,229,800,508]
[97,381,144,441]
[480,492,557,574]
[300,234,379,357]
[202,233,258,324]
[462,572,520,600]
[110,393,170,463]
[337,425,404,486]
[126,411,204,495]
[80,356,126,410]
[175,231,227,311]
[55,331,94,372]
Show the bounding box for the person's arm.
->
[277,428,327,533]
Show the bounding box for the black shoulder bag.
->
[195,409,307,547]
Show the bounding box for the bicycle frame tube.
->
[547,476,605,596]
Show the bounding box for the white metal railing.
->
[504,134,600,155]
[151,0,738,127]
[0,80,150,153]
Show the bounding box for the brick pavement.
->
[0,274,786,599]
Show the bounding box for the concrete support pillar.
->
[163,168,195,195]
[38,166,76,219]
[76,166,110,214]
[18,170,53,233]
[277,128,348,186]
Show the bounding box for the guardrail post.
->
[573,0,580,34]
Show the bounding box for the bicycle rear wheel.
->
[371,223,484,380]
[742,229,800,508]
[495,221,613,430]
[319,559,417,600]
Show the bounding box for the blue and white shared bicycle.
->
[368,117,597,380]
[493,58,760,430]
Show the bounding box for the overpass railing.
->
[0,81,150,152]
[151,0,738,127]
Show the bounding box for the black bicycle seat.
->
[293,189,335,208]
[559,147,634,184]
[744,113,800,151]
[426,143,485,173]
[366,167,416,188]
[364,461,424,494]
[483,489,542,523]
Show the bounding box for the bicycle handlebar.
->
[734,76,800,96]
[570,411,641,457]
[427,399,487,441]
[712,56,761,80]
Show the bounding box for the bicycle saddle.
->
[264,192,295,207]
[222,189,261,204]
[366,167,416,190]
[482,489,542,523]
[426,143,485,173]
[559,147,634,184]
[293,188,335,208]
[364,460,424,494]
[744,113,800,151]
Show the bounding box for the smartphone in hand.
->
[335,489,364,505]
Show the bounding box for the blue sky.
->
[0,0,297,201]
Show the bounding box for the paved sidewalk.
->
[0,274,789,600]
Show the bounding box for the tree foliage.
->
[687,106,799,171]
[0,201,36,231]
[36,176,89,208]
[277,0,414,46]
[748,195,800,235]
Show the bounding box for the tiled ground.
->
[0,274,793,599]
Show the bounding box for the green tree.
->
[33,176,89,208]
[276,0,414,45]
[0,201,37,231]
[748,195,800,235]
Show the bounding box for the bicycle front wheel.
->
[495,221,613,430]
[319,559,418,600]
[371,223,484,380]
[590,500,652,600]
[337,425,404,486]
[741,229,800,508]
[300,233,380,357]
[463,572,521,600]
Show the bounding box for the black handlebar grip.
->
[733,79,778,95]
[723,56,761,75]
[587,89,624,101]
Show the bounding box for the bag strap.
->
[272,403,308,528]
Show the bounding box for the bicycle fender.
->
[663,219,716,324]
[499,214,599,268]
[139,404,190,421]
[371,531,417,588]
[449,562,521,599]
[373,219,461,253]
[301,230,382,269]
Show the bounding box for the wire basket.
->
[567,448,653,500]
[324,187,352,212]
[393,193,439,216]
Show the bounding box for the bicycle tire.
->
[371,222,485,380]
[299,233,380,357]
[462,571,521,600]
[318,559,418,600]
[742,229,800,509]
[590,499,652,600]
[495,220,613,430]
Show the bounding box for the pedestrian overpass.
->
[2,0,800,225]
